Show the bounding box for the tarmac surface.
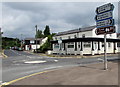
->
[10,61,119,85]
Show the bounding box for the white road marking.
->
[97,58,104,62]
[54,60,58,62]
[44,66,62,70]
[24,61,46,64]
[1,82,7,85]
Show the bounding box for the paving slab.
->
[9,61,119,85]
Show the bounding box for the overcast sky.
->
[1,2,119,39]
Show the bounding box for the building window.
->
[67,42,74,48]
[68,42,74,44]
[30,40,34,44]
[74,35,77,38]
[84,42,91,48]
[55,37,57,40]
[54,44,59,48]
[68,36,71,39]
[60,37,62,40]
[82,34,85,38]
[110,34,112,37]
[108,42,111,47]
[68,45,74,48]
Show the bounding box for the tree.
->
[43,25,50,37]
[35,29,43,38]
[39,34,53,53]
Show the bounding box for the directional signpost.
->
[95,3,115,70]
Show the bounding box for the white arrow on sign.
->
[96,3,114,14]
[95,11,113,21]
[96,19,114,28]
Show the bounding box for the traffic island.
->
[7,61,118,85]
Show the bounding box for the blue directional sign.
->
[96,19,114,28]
[96,3,114,14]
[95,3,115,34]
[95,11,113,21]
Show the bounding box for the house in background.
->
[51,25,120,55]
[24,38,43,51]
[24,37,48,51]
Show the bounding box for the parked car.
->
[18,47,23,51]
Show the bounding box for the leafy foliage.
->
[2,37,21,49]
[43,25,50,37]
[35,29,44,38]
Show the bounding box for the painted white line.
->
[98,58,104,62]
[24,60,46,64]
[1,82,7,85]
[44,66,62,70]
[54,60,58,62]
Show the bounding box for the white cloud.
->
[1,2,119,38]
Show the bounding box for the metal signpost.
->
[95,3,115,70]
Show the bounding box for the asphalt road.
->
[2,50,119,84]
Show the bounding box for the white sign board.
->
[58,40,62,44]
[96,19,114,28]
[96,3,114,14]
[95,11,113,21]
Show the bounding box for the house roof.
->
[55,25,96,36]
[24,38,43,41]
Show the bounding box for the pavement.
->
[6,61,119,85]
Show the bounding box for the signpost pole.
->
[104,32,107,70]
[95,3,114,70]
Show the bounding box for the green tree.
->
[43,25,50,37]
[36,29,43,38]
[39,34,54,53]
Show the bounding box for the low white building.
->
[51,26,120,55]
[24,38,43,51]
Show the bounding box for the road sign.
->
[96,3,114,14]
[58,39,62,44]
[95,26,115,35]
[96,19,114,28]
[95,11,113,21]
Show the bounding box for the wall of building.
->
[52,28,118,55]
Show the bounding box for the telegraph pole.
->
[21,34,23,47]
[35,25,38,52]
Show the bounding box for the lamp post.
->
[35,25,38,52]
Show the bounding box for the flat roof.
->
[51,37,120,43]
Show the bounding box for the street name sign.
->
[95,3,115,70]
[58,39,62,44]
[96,3,114,14]
[95,11,113,21]
[96,19,114,28]
[95,3,115,34]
